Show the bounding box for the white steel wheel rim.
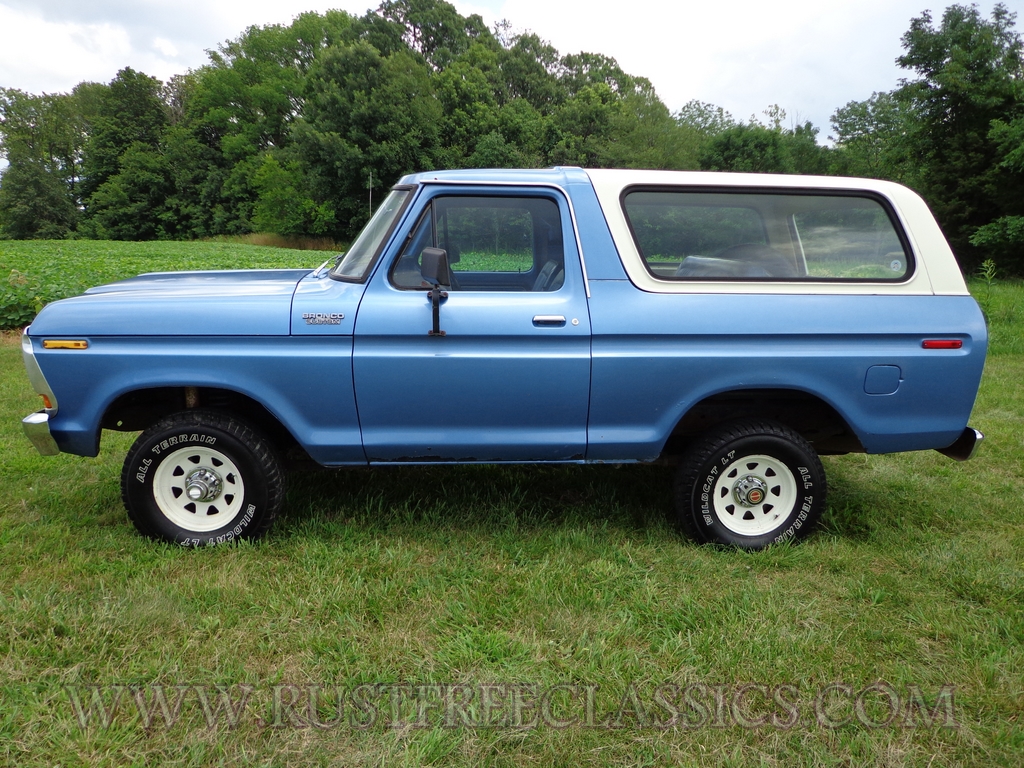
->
[712,453,798,536]
[152,445,246,532]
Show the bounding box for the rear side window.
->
[622,189,912,281]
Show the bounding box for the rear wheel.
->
[674,420,826,549]
[121,410,284,546]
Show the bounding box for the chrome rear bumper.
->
[936,427,984,462]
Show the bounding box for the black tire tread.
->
[120,410,285,544]
[674,419,826,547]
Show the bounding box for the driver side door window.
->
[390,196,565,292]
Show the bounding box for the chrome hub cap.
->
[713,454,799,536]
[733,475,768,507]
[185,468,223,502]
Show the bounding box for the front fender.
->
[33,336,366,464]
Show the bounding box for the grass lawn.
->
[0,245,1021,766]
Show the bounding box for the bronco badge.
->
[303,313,344,325]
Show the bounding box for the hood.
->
[29,269,313,336]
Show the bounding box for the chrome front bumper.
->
[23,411,60,456]
[22,328,61,457]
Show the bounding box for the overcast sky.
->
[1,0,1020,141]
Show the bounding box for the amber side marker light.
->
[40,395,53,409]
[922,339,963,349]
[42,340,88,350]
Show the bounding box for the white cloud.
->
[153,38,180,58]
[0,5,133,91]
[0,1,376,91]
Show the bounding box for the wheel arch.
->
[662,387,865,459]
[101,385,308,463]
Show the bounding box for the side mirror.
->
[420,248,450,287]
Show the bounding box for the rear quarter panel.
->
[585,282,987,459]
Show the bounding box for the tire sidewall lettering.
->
[698,464,718,523]
[150,434,217,456]
[699,466,718,526]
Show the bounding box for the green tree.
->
[675,100,735,137]
[829,92,915,181]
[700,123,794,173]
[252,153,334,235]
[560,52,640,98]
[699,109,828,175]
[434,55,500,162]
[297,40,441,237]
[2,6,735,242]
[494,98,546,165]
[342,9,408,57]
[155,11,355,238]
[546,83,620,166]
[79,68,167,205]
[83,143,173,240]
[466,130,532,168]
[196,12,353,154]
[895,3,1024,266]
[968,113,1024,270]
[157,124,224,238]
[379,0,492,69]
[602,86,703,170]
[498,33,562,112]
[787,122,829,175]
[0,86,97,236]
[0,157,77,238]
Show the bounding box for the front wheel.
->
[121,411,284,546]
[674,420,826,549]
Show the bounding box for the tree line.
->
[0,1,1022,274]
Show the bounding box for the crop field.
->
[1,240,327,329]
[0,242,1022,766]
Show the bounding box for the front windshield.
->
[330,188,412,281]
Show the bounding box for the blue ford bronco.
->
[21,168,987,549]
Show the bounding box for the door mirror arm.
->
[420,248,449,337]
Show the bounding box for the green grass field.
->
[0,242,1022,766]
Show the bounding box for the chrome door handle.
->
[532,315,566,327]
